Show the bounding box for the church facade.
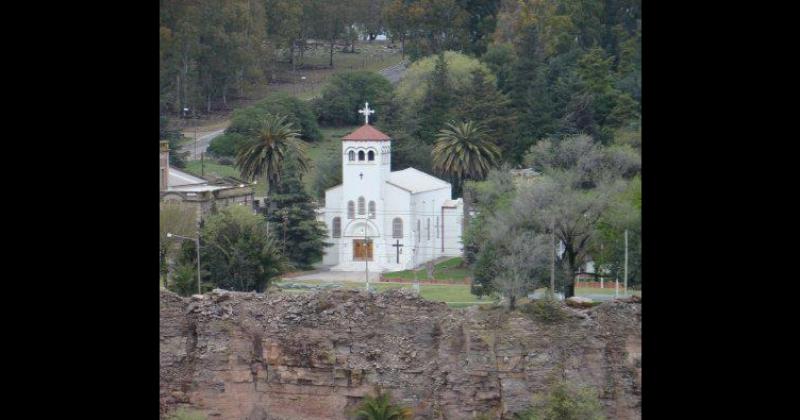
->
[320,103,464,272]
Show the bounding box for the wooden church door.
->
[353,239,373,261]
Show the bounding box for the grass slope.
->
[383,257,471,282]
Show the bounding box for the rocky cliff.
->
[160,289,641,419]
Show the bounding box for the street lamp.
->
[167,232,202,295]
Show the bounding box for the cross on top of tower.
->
[358,102,375,124]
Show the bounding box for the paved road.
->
[175,62,406,162]
[283,269,382,283]
[179,128,225,160]
[379,61,407,84]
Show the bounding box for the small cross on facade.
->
[358,102,375,124]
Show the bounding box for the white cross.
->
[358,102,375,124]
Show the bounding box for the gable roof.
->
[342,124,391,141]
[387,168,450,194]
[169,167,207,187]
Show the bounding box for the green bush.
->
[166,408,207,420]
[353,389,412,420]
[168,262,197,297]
[207,132,249,158]
[201,206,289,292]
[521,297,567,324]
[208,93,321,158]
[314,71,393,126]
[514,380,605,420]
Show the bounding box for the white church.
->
[320,103,464,272]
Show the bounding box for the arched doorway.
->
[345,220,379,262]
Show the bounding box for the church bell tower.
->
[341,102,392,210]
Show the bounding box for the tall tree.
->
[265,153,330,270]
[453,69,516,155]
[507,27,556,159]
[492,231,549,310]
[235,113,309,192]
[417,52,455,143]
[431,120,500,197]
[201,205,288,292]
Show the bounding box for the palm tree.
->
[235,113,308,193]
[431,121,500,195]
[354,390,412,420]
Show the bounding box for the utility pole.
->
[550,217,555,297]
[194,113,198,160]
[283,214,288,252]
[364,225,369,292]
[196,236,201,294]
[624,229,629,297]
[600,242,604,289]
[413,230,419,293]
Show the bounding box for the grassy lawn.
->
[274,279,492,308]
[383,257,471,282]
[302,125,358,194]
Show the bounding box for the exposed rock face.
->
[160,289,641,419]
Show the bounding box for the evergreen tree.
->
[200,206,287,293]
[454,69,516,156]
[417,52,455,144]
[265,153,329,270]
[507,28,557,161]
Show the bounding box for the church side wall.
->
[410,187,453,267]
[322,186,343,266]
[383,183,411,269]
[442,200,464,258]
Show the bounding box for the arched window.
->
[347,201,355,219]
[358,196,365,215]
[427,218,431,240]
[348,150,355,161]
[358,150,365,161]
[368,201,376,218]
[368,150,375,161]
[392,218,403,238]
[332,217,341,238]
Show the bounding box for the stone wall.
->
[160,289,641,419]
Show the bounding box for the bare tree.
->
[509,171,624,298]
[492,231,550,310]
[523,134,641,190]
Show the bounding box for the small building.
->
[160,141,255,221]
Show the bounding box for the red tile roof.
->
[342,124,391,141]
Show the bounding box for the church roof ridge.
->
[342,124,391,141]
[387,167,451,194]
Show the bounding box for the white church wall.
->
[322,185,343,266]
[442,199,464,257]
[342,140,390,218]
[409,186,451,267]
[383,182,412,269]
